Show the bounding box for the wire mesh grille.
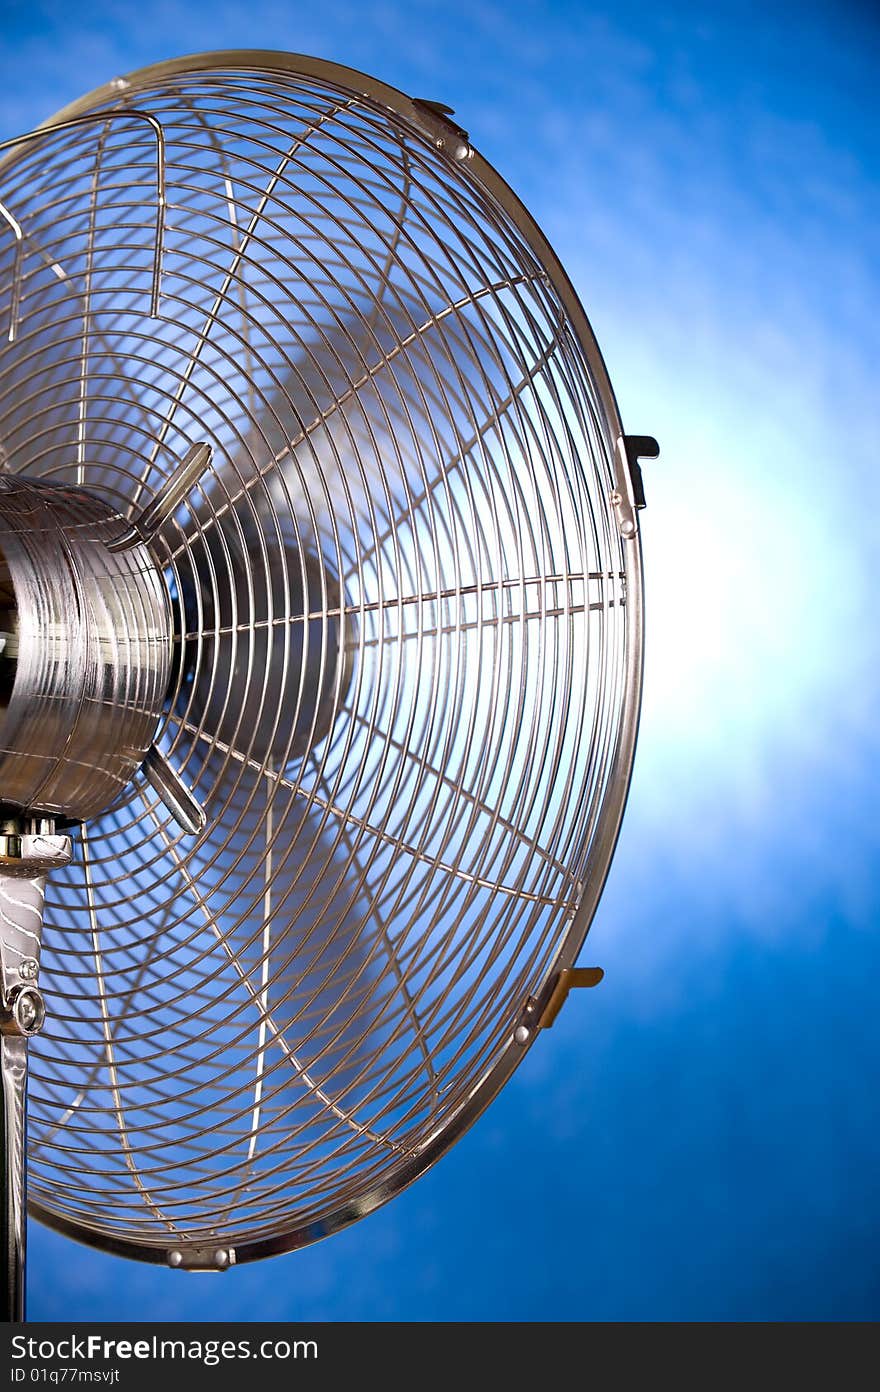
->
[0,56,635,1258]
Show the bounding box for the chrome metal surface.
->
[0,51,650,1267]
[2,1033,27,1319]
[3,988,44,1038]
[165,1244,235,1271]
[0,478,171,822]
[0,108,166,338]
[141,745,206,836]
[410,99,472,161]
[0,830,74,879]
[612,435,658,535]
[0,828,69,1321]
[107,441,213,552]
[0,831,72,1012]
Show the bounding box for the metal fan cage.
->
[0,52,642,1263]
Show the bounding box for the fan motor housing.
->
[0,475,171,821]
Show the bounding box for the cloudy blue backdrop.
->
[2,0,877,1320]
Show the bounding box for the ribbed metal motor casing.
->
[0,476,171,821]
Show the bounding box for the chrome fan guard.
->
[0,51,651,1272]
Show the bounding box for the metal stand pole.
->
[0,823,72,1323]
[1,1034,28,1320]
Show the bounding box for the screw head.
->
[167,1249,183,1268]
[18,958,39,982]
[214,1248,229,1268]
[12,987,45,1036]
[514,1025,530,1046]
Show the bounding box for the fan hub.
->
[173,516,351,766]
[0,476,171,821]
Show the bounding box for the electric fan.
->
[0,51,657,1319]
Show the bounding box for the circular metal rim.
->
[12,48,645,1266]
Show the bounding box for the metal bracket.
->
[0,823,72,1019]
[537,966,604,1028]
[141,745,206,837]
[107,441,213,553]
[0,827,74,876]
[513,966,604,1046]
[410,99,473,161]
[611,434,659,539]
[167,1244,236,1271]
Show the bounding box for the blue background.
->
[2,0,877,1321]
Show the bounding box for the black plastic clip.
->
[621,434,659,511]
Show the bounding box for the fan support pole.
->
[0,823,72,1322]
